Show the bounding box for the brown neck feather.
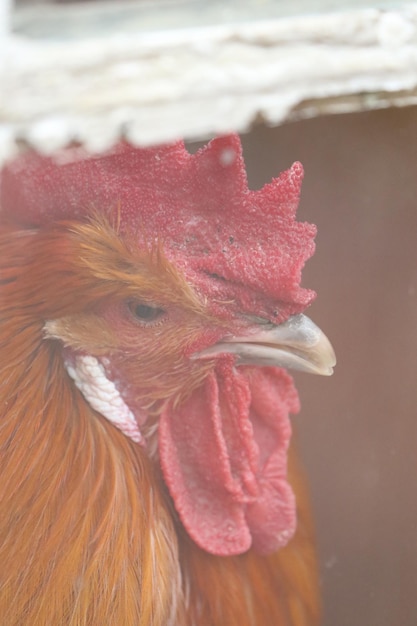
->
[0,225,182,624]
[0,323,183,625]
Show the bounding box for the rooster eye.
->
[128,301,165,323]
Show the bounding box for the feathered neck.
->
[0,224,182,625]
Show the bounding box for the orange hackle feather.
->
[0,215,320,625]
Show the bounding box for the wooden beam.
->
[1,1,417,162]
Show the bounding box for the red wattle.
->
[158,360,300,556]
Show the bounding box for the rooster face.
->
[40,214,333,434]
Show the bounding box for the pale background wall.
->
[234,106,417,626]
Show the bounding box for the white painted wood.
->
[1,1,417,162]
[0,0,12,47]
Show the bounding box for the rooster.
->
[0,135,335,626]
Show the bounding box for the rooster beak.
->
[192,314,336,376]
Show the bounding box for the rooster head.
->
[0,135,335,557]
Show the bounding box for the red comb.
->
[0,135,316,320]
